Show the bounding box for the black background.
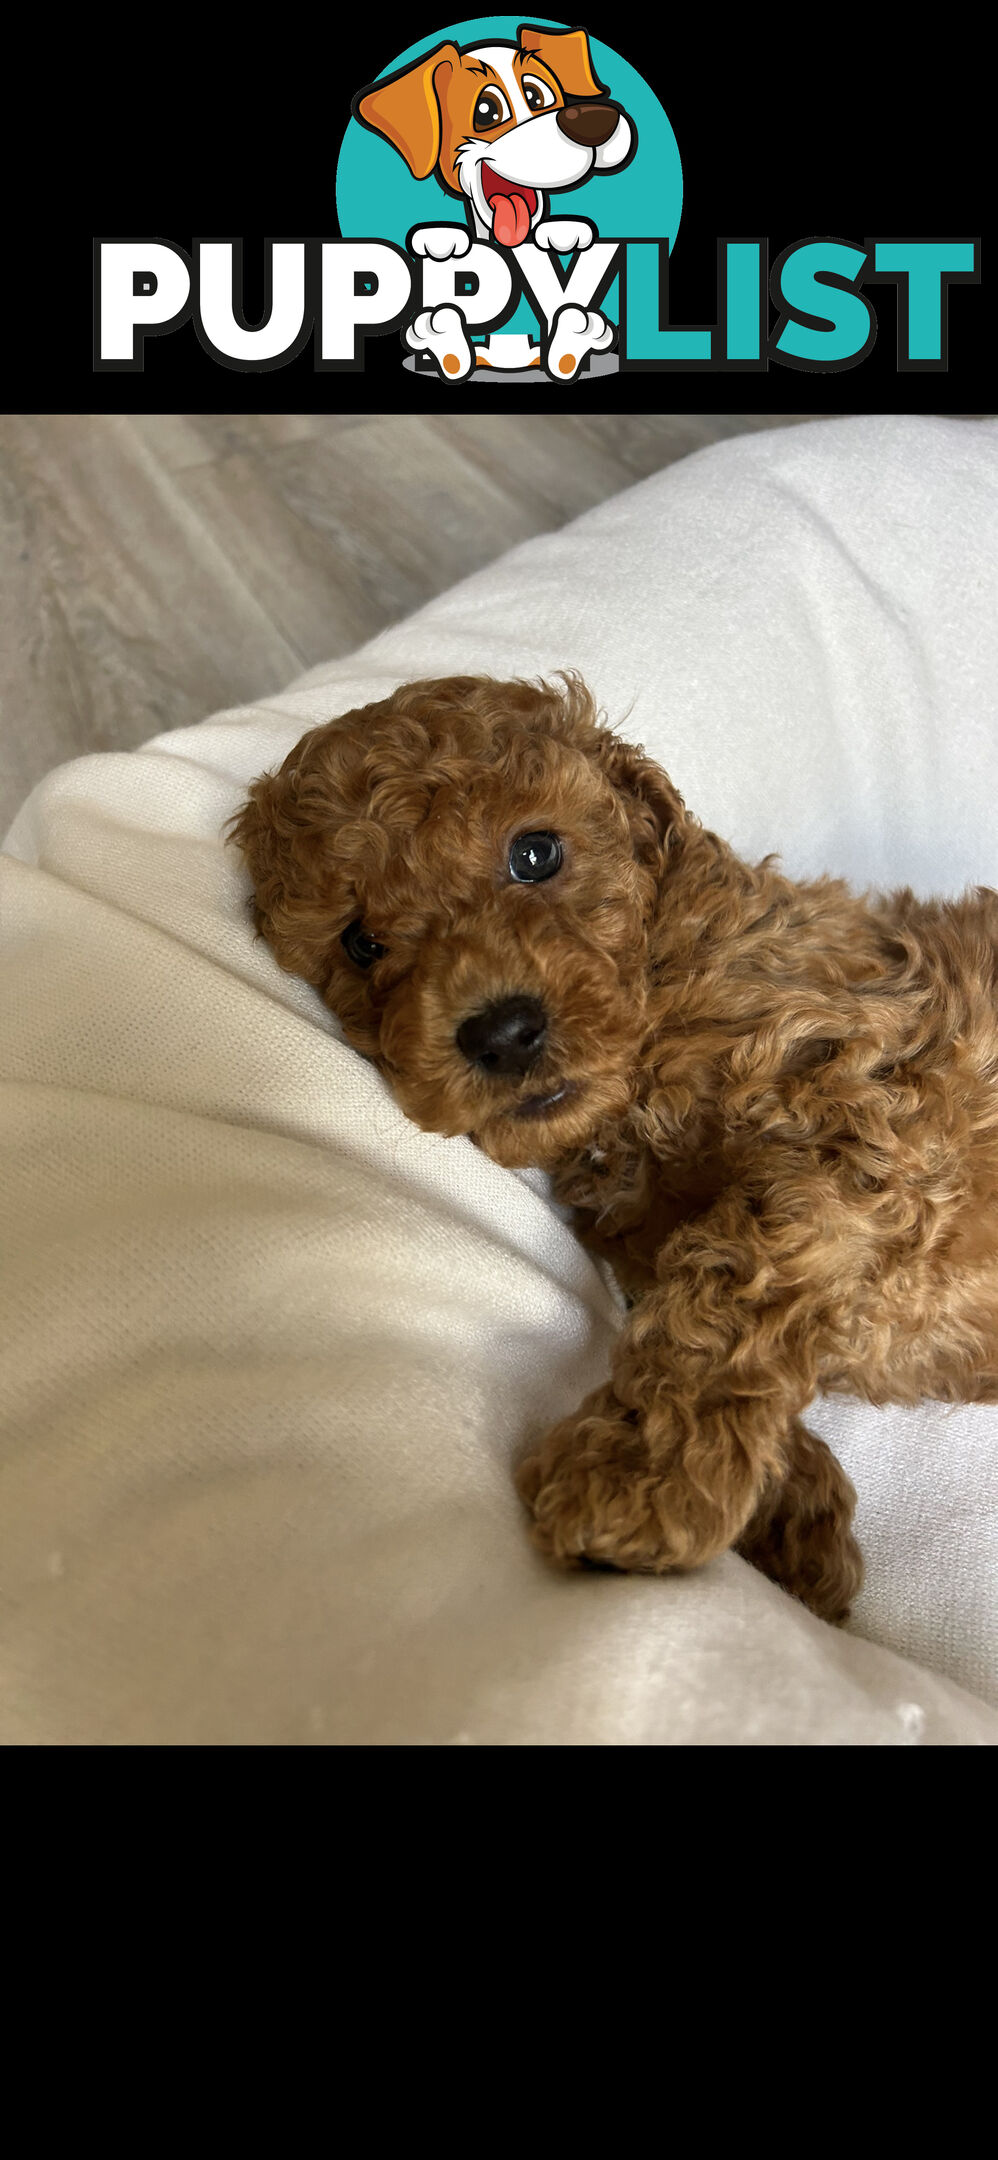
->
[37,21,989,414]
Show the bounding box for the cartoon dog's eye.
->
[508,831,563,883]
[473,89,510,130]
[521,75,557,113]
[341,920,387,968]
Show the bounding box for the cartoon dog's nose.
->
[556,101,621,148]
[456,995,547,1076]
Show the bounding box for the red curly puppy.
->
[230,674,998,1625]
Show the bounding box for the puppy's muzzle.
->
[456,995,547,1076]
[556,102,621,147]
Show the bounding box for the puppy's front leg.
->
[517,1182,863,1619]
[736,1419,862,1625]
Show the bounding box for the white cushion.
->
[2,413,997,1744]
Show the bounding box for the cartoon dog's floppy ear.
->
[354,42,459,179]
[517,23,609,99]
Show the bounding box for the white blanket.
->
[3,413,997,1744]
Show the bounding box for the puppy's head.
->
[229,675,683,1169]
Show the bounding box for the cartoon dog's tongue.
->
[491,187,531,249]
[480,165,537,249]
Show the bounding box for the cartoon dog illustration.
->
[353,23,635,379]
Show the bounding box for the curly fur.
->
[229,673,998,1625]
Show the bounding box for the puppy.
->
[230,674,998,1625]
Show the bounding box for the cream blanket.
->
[2,414,997,1743]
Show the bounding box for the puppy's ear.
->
[226,767,331,985]
[595,731,685,870]
[517,24,608,99]
[353,43,459,179]
[225,772,286,932]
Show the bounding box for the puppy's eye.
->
[341,920,387,969]
[521,76,556,113]
[508,831,563,883]
[474,89,510,129]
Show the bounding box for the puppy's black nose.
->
[456,995,547,1076]
[556,101,620,148]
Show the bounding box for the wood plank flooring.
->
[1,411,845,830]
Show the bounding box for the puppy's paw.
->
[545,303,615,381]
[736,1423,864,1627]
[738,1507,864,1627]
[516,1385,682,1574]
[404,305,473,380]
[533,217,596,253]
[409,225,472,260]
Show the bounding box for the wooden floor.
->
[0,411,841,832]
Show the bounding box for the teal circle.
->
[335,17,682,339]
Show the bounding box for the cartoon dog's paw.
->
[404,305,473,381]
[533,217,596,253]
[409,225,472,260]
[546,303,615,380]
